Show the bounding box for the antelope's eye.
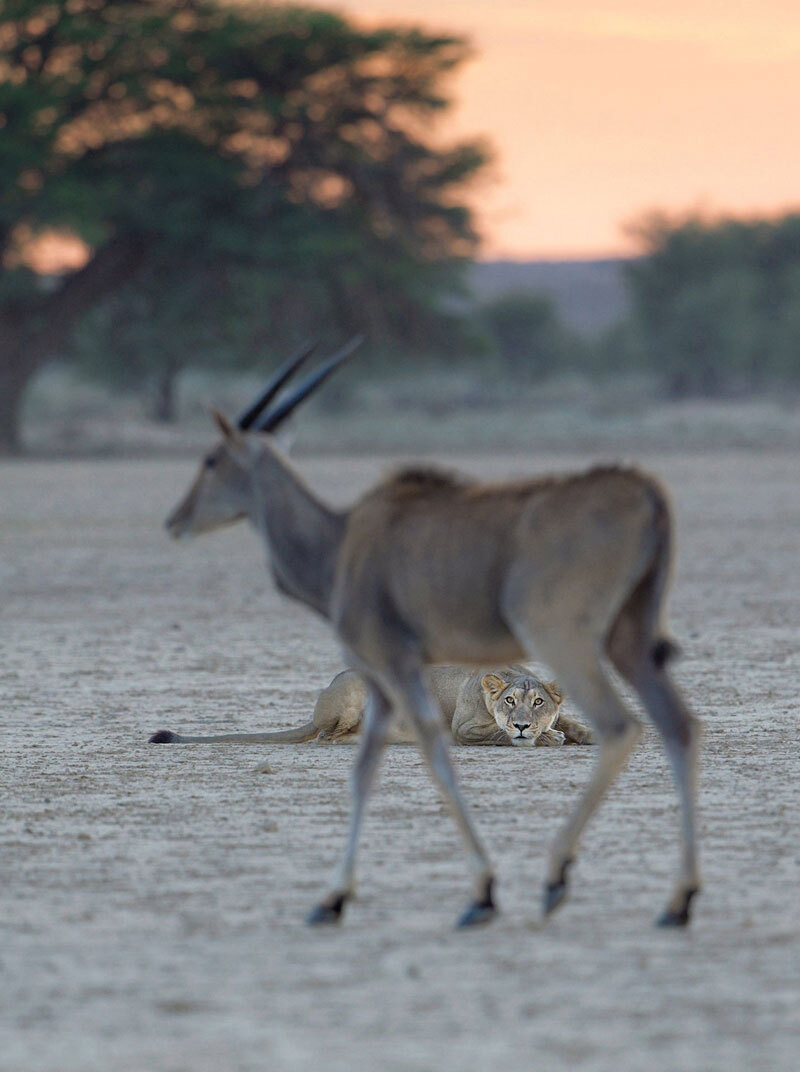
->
[533,697,544,706]
[204,455,217,470]
[504,695,516,706]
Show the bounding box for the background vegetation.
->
[623,212,800,397]
[2,2,799,454]
[0,0,487,451]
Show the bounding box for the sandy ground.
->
[2,449,799,1072]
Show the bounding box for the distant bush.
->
[625,211,800,396]
[481,292,576,378]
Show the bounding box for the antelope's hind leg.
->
[526,644,642,920]
[607,576,701,927]
[617,660,701,927]
[307,684,392,925]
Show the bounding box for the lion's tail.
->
[148,721,320,744]
[651,637,681,668]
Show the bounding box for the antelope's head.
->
[165,338,361,540]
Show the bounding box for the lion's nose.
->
[514,722,530,732]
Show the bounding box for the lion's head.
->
[480,672,564,746]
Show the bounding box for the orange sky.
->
[342,1,800,259]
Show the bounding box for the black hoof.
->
[307,894,347,926]
[456,900,496,928]
[456,878,496,928]
[543,858,572,917]
[656,908,690,928]
[656,888,698,928]
[149,730,178,744]
[543,882,567,916]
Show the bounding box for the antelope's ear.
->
[481,673,507,700]
[210,407,238,441]
[543,680,564,706]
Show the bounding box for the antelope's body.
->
[334,466,665,668]
[165,345,700,930]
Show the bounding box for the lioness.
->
[149,665,594,748]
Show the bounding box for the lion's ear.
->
[543,680,564,706]
[481,673,507,700]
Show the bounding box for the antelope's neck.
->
[247,445,345,619]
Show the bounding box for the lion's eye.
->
[504,696,515,706]
[533,697,543,706]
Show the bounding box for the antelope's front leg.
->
[400,672,496,928]
[307,686,392,925]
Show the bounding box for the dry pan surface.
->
[2,450,799,1072]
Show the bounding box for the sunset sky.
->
[343,1,800,259]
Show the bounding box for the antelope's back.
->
[332,464,670,664]
[332,468,531,663]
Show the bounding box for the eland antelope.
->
[164,343,701,930]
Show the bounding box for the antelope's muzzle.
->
[164,497,192,540]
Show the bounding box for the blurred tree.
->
[0,0,488,450]
[625,211,800,395]
[70,241,243,421]
[481,292,571,377]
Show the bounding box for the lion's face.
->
[481,673,563,747]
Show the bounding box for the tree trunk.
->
[666,370,690,399]
[325,271,362,339]
[0,235,149,455]
[0,348,28,455]
[152,361,179,422]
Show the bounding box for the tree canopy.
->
[0,0,489,450]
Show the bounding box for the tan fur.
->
[277,665,591,748]
[150,665,593,750]
[166,388,700,928]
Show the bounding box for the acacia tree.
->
[0,0,487,451]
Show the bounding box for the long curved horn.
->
[237,340,318,430]
[257,335,364,433]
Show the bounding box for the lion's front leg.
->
[452,721,513,746]
[554,714,595,745]
[535,727,566,747]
